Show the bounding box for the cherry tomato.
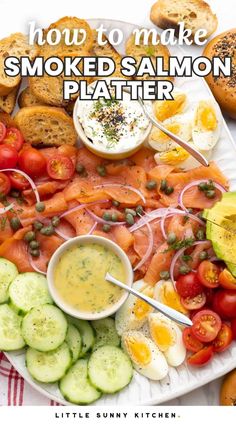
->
[0,122,7,142]
[212,323,233,353]
[0,172,11,195]
[47,155,75,180]
[220,370,236,405]
[204,288,214,306]
[219,269,236,290]
[176,272,203,298]
[8,171,29,190]
[3,127,24,151]
[18,148,46,178]
[181,292,206,310]
[187,345,214,367]
[197,261,220,288]
[192,309,221,342]
[0,144,18,169]
[182,328,204,353]
[213,290,236,319]
[231,319,236,340]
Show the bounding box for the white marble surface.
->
[0,0,235,406]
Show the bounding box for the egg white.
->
[192,99,222,151]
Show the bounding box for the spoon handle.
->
[105,273,192,327]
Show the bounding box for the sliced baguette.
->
[18,87,45,108]
[0,33,39,96]
[14,106,77,147]
[0,84,20,114]
[150,0,218,40]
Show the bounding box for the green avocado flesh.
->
[204,192,236,277]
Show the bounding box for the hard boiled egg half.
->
[153,90,187,122]
[154,280,188,315]
[192,99,222,150]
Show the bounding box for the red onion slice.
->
[133,221,154,271]
[86,208,125,226]
[88,221,97,235]
[95,183,146,204]
[1,168,40,204]
[0,202,14,215]
[178,179,227,212]
[28,253,46,275]
[60,199,109,219]
[130,207,185,233]
[54,228,72,241]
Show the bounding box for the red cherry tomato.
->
[231,319,236,340]
[2,127,24,151]
[219,269,236,290]
[0,172,11,195]
[192,309,222,342]
[187,345,214,367]
[0,122,7,142]
[197,261,220,288]
[183,328,204,353]
[47,155,75,180]
[181,292,206,310]
[212,323,233,353]
[0,144,18,169]
[18,148,46,178]
[176,272,203,298]
[213,290,236,319]
[8,171,29,190]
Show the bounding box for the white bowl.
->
[47,235,133,320]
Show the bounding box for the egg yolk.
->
[151,123,181,143]
[195,101,217,131]
[124,337,151,366]
[154,93,186,122]
[159,146,189,165]
[149,321,176,351]
[160,282,187,314]
[132,286,154,320]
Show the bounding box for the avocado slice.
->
[226,262,236,278]
[206,221,236,269]
[203,192,236,231]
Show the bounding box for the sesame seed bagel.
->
[204,29,236,120]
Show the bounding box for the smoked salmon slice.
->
[144,242,174,285]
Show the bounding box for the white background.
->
[0,0,235,407]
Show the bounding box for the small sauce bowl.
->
[47,235,133,320]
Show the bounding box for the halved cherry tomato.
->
[213,290,236,319]
[212,323,233,353]
[0,122,6,142]
[181,292,206,310]
[192,309,221,342]
[183,328,204,352]
[3,127,24,151]
[18,148,46,178]
[219,269,236,290]
[8,171,29,190]
[197,261,220,288]
[0,172,11,195]
[176,272,203,298]
[0,144,18,169]
[231,319,236,340]
[187,345,214,367]
[47,155,75,180]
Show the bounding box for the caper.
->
[199,251,208,261]
[76,163,85,174]
[33,221,43,231]
[165,186,174,195]
[30,249,40,258]
[51,216,60,227]
[40,225,55,236]
[29,240,40,249]
[24,231,36,243]
[112,200,120,207]
[111,213,118,222]
[35,202,45,213]
[160,271,170,280]
[205,189,216,199]
[10,217,21,231]
[187,208,193,214]
[198,182,208,191]
[102,224,111,233]
[196,229,205,241]
[136,205,144,216]
[167,232,177,245]
[102,212,111,221]
[96,165,106,177]
[179,265,191,275]
[146,180,157,190]
[126,213,134,226]
[125,208,136,217]
[10,190,20,198]
[160,179,167,192]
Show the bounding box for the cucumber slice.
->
[9,272,53,314]
[88,345,133,394]
[67,317,94,356]
[59,358,101,405]
[0,304,25,351]
[65,324,82,363]
[22,305,68,352]
[92,318,120,351]
[0,258,18,304]
[26,342,72,383]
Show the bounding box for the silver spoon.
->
[105,272,192,327]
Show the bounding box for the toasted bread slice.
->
[18,87,45,108]
[0,33,39,96]
[14,106,77,146]
[125,31,172,81]
[150,0,218,40]
[0,84,20,114]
